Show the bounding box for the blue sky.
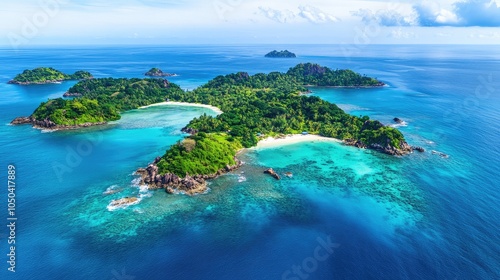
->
[1,0,499,46]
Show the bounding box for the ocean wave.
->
[103,185,123,195]
[389,121,408,128]
[238,175,247,182]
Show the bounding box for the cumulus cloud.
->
[353,0,500,27]
[297,5,339,23]
[352,9,416,26]
[258,7,296,23]
[258,5,338,24]
[454,0,500,26]
[413,1,460,26]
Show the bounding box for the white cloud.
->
[413,1,460,26]
[297,5,340,23]
[389,27,417,38]
[353,0,500,27]
[258,5,339,24]
[352,8,416,26]
[258,7,296,23]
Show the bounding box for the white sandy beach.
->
[255,134,342,149]
[139,101,223,114]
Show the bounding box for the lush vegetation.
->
[287,63,384,87]
[156,133,242,176]
[32,78,183,125]
[32,98,120,125]
[24,63,407,176]
[10,67,92,84]
[265,50,296,58]
[173,66,404,150]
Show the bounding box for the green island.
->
[8,67,93,85]
[145,67,178,77]
[12,63,415,195]
[265,50,296,58]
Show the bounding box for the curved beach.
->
[139,101,223,114]
[255,134,342,149]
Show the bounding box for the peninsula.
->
[265,50,296,58]
[12,63,413,195]
[8,67,93,85]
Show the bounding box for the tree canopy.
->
[10,67,93,84]
[22,63,407,176]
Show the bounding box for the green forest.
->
[10,67,93,84]
[156,133,242,176]
[32,78,183,125]
[23,63,408,176]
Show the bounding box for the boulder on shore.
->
[136,158,243,195]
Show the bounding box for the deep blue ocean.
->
[0,45,499,280]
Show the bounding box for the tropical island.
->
[8,67,93,85]
[265,50,296,58]
[12,63,415,195]
[145,67,178,77]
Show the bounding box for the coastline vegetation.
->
[9,67,92,84]
[16,63,408,177]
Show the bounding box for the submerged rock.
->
[412,146,425,153]
[109,197,139,207]
[264,168,281,180]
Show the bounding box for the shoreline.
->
[254,134,342,149]
[139,101,223,114]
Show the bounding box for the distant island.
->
[265,50,296,58]
[12,63,413,195]
[8,67,93,85]
[145,67,178,77]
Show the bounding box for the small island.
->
[265,50,296,58]
[8,67,93,85]
[145,67,178,77]
[12,63,415,195]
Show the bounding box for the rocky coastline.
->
[8,79,65,85]
[135,156,243,195]
[305,83,386,88]
[343,138,412,156]
[10,116,107,131]
[63,91,82,97]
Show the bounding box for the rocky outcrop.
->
[412,146,425,153]
[344,138,413,156]
[393,117,403,124]
[136,158,243,195]
[145,68,178,77]
[10,117,32,125]
[10,116,106,130]
[367,142,413,156]
[63,91,82,97]
[8,79,63,85]
[109,197,139,207]
[264,168,281,180]
[344,139,367,149]
[181,127,198,135]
